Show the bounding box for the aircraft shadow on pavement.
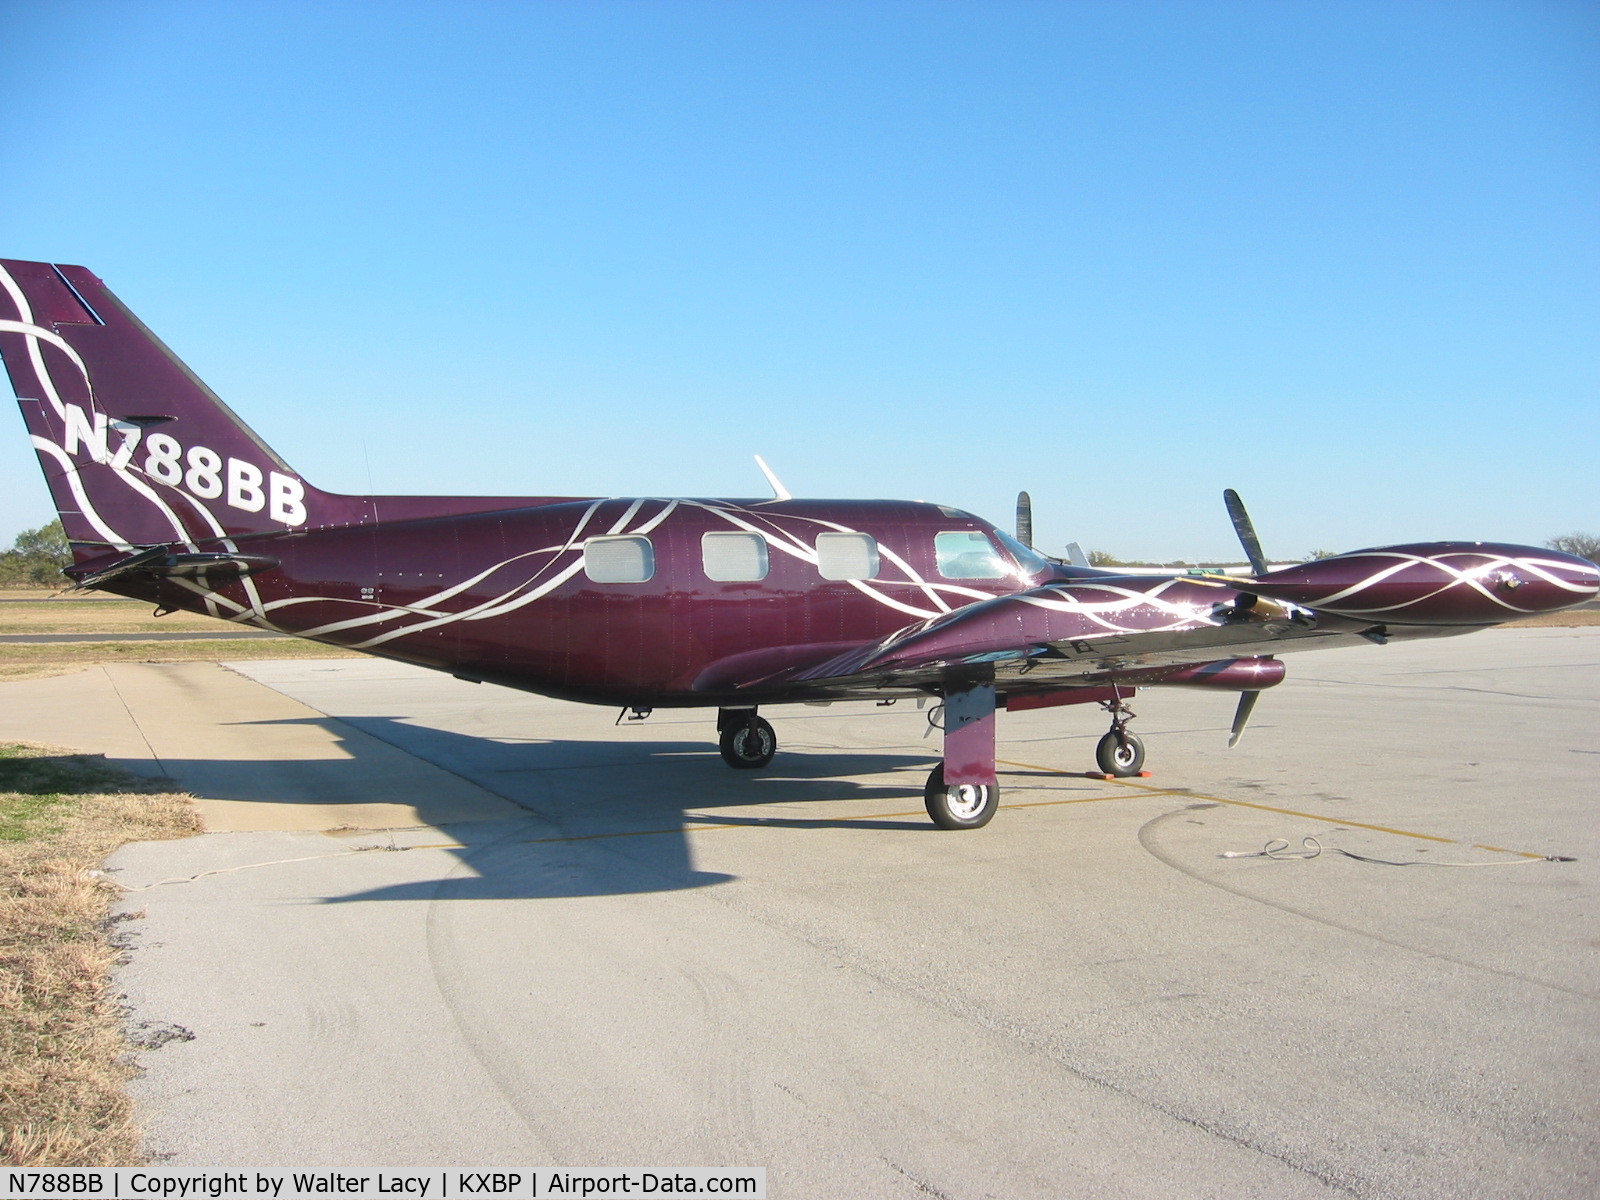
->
[156,713,939,902]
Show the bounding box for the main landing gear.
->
[717,708,776,769]
[925,682,1001,830]
[1095,693,1145,777]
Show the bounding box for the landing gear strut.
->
[717,708,776,769]
[927,681,1000,830]
[1095,692,1145,777]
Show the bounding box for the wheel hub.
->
[947,784,987,820]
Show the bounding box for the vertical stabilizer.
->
[0,259,361,556]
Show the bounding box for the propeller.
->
[1228,689,1261,748]
[1222,488,1272,747]
[1015,489,1094,567]
[1223,488,1268,576]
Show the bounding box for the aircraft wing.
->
[693,574,1370,701]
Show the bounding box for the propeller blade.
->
[1016,491,1033,549]
[1228,689,1262,748]
[1223,488,1268,576]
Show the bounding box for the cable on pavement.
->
[1218,836,1575,867]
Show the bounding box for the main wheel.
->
[923,764,999,830]
[1095,730,1145,776]
[719,716,777,769]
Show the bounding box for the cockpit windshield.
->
[993,528,1055,579]
[935,531,1007,578]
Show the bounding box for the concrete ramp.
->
[0,661,521,831]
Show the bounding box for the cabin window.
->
[583,535,655,583]
[815,532,880,580]
[702,531,769,581]
[935,531,1007,579]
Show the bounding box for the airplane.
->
[3,257,1596,830]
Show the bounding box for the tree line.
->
[1079,534,1599,570]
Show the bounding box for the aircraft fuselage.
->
[108,496,1060,707]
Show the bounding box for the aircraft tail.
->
[0,258,364,559]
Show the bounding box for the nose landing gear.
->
[1095,693,1146,777]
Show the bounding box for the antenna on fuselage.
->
[754,455,793,501]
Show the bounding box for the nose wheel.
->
[1095,729,1145,776]
[718,710,776,769]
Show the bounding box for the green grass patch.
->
[0,747,131,842]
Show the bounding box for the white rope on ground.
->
[1218,836,1575,867]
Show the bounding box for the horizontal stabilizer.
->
[69,547,280,591]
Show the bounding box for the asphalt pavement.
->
[2,628,1595,1197]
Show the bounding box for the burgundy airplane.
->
[3,258,1596,829]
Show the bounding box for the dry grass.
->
[1505,610,1600,628]
[0,639,362,682]
[0,587,362,680]
[0,744,200,1166]
[0,599,223,636]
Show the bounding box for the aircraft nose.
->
[1510,548,1600,612]
[1546,551,1600,601]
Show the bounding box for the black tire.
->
[923,764,999,830]
[1096,730,1145,777]
[719,716,776,769]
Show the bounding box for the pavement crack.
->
[127,1020,196,1051]
[881,1156,958,1199]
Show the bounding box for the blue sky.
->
[2,0,1596,562]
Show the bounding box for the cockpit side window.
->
[935,531,1007,579]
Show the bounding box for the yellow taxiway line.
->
[996,758,1548,859]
